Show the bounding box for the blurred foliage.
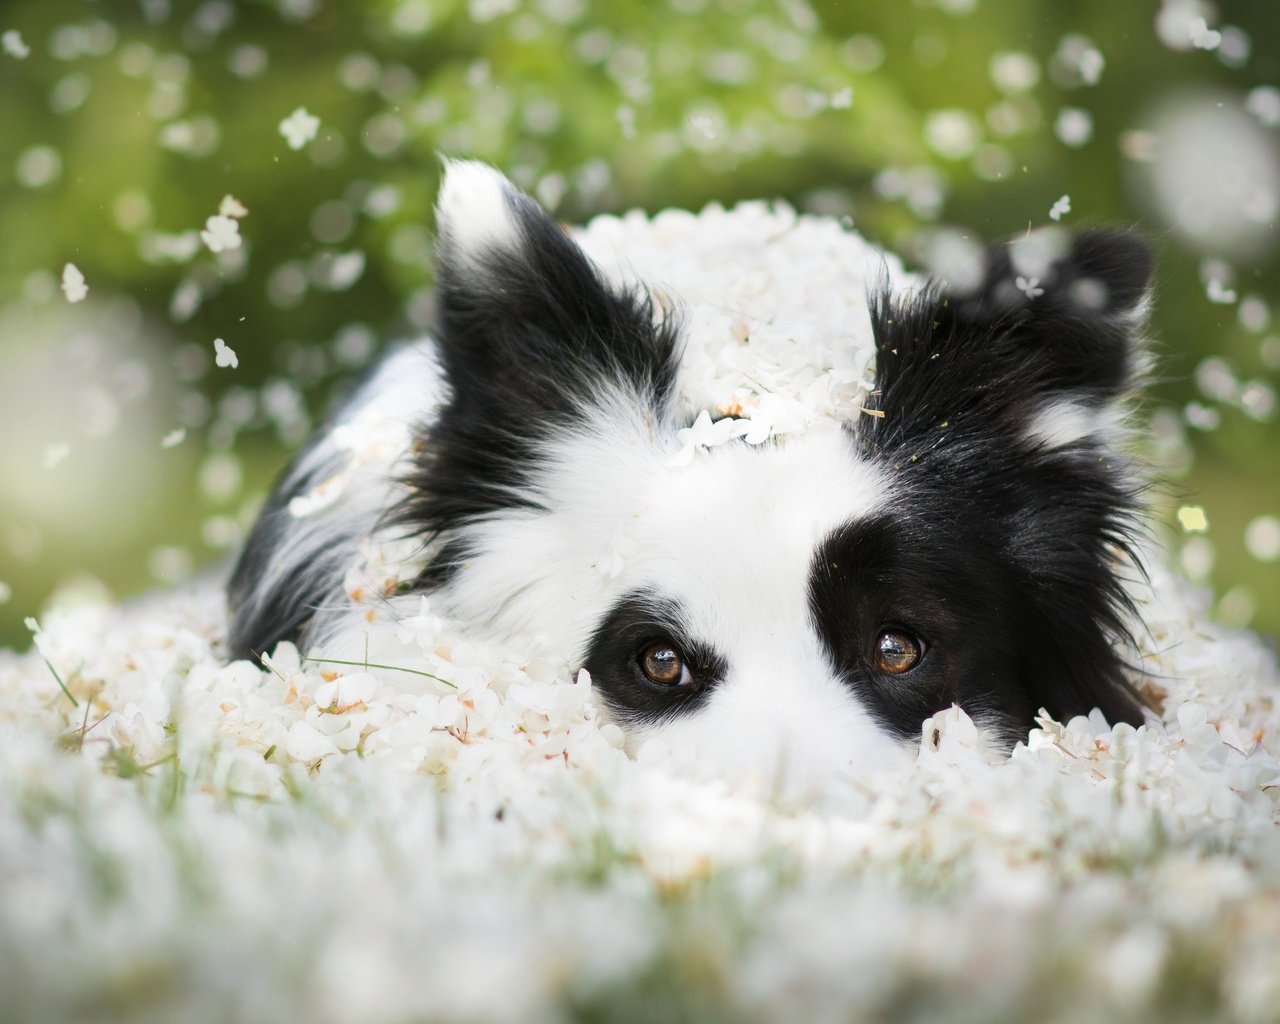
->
[0,0,1277,649]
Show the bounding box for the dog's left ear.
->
[860,228,1155,729]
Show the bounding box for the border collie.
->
[227,160,1153,784]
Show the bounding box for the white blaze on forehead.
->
[635,425,886,613]
[436,158,522,258]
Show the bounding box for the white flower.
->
[161,428,187,449]
[213,337,239,369]
[279,106,320,150]
[1189,16,1222,50]
[1244,515,1280,562]
[395,597,446,646]
[667,409,753,466]
[2,29,29,59]
[989,51,1040,93]
[61,262,88,303]
[1049,194,1072,222]
[200,214,241,253]
[1016,275,1045,299]
[314,673,379,712]
[261,642,302,677]
[743,393,810,443]
[218,194,248,219]
[284,720,339,762]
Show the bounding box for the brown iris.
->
[874,629,923,674]
[639,642,687,686]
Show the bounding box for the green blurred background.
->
[1,0,1277,650]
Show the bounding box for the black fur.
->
[225,455,324,661]
[809,516,1036,738]
[848,229,1155,731]
[583,590,728,726]
[225,384,369,661]
[391,180,682,590]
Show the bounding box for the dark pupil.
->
[641,644,683,685]
[876,631,919,673]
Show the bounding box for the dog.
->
[227,160,1154,786]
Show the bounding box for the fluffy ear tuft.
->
[435,158,524,262]
[964,226,1155,324]
[1059,228,1155,318]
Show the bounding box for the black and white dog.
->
[227,160,1153,783]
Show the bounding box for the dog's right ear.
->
[391,161,681,562]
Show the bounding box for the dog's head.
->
[396,161,1154,791]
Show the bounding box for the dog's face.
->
[384,162,1154,789]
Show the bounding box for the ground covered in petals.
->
[1,544,1278,1024]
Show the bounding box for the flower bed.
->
[2,544,1277,1024]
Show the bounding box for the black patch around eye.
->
[808,515,1033,740]
[582,590,726,726]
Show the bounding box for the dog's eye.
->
[638,642,692,687]
[874,629,923,674]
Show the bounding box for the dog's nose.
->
[631,662,914,806]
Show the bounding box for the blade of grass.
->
[42,656,78,708]
[301,655,457,689]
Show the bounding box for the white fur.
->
[236,341,443,643]
[435,158,522,261]
[1024,397,1128,450]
